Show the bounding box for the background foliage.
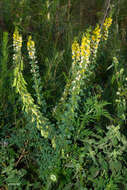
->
[0,0,127,189]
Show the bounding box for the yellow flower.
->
[27,41,30,47]
[103,17,112,28]
[92,25,101,39]
[80,34,91,63]
[13,28,22,55]
[102,17,112,40]
[27,36,36,59]
[91,24,101,58]
[72,40,80,61]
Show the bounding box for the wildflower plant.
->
[2,0,127,188]
[11,17,114,187]
[53,20,112,144]
[12,28,52,139]
[27,36,47,113]
[12,16,113,140]
[54,17,112,121]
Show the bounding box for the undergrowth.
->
[0,1,127,190]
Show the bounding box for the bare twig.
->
[15,140,28,167]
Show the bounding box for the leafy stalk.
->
[12,28,51,138]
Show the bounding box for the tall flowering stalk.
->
[56,33,91,140]
[54,17,112,127]
[90,17,112,61]
[53,39,80,117]
[80,34,91,64]
[27,36,47,113]
[71,33,91,94]
[13,28,22,63]
[102,17,112,41]
[72,40,81,63]
[27,36,36,59]
[13,28,23,89]
[12,28,51,138]
[91,25,101,60]
[53,34,91,119]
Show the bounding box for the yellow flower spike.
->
[91,24,101,59]
[72,40,80,61]
[92,25,101,40]
[80,34,91,64]
[103,17,112,28]
[102,17,112,41]
[27,35,36,59]
[13,28,22,57]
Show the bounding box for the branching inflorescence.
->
[12,17,112,141]
[13,28,51,138]
[53,17,112,121]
